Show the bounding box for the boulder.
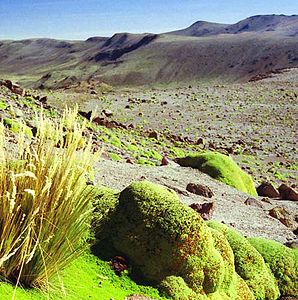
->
[161,155,169,166]
[244,197,265,208]
[189,202,215,220]
[11,84,25,96]
[186,183,214,198]
[278,184,298,201]
[257,182,280,198]
[148,130,159,140]
[269,207,295,228]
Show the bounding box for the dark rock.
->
[278,184,298,201]
[148,130,159,140]
[11,84,25,96]
[39,96,47,104]
[261,197,273,204]
[269,207,295,228]
[186,183,214,198]
[110,256,128,276]
[196,137,205,145]
[90,90,97,95]
[257,182,280,198]
[189,202,215,220]
[1,79,13,89]
[102,109,113,117]
[126,158,134,164]
[78,110,92,120]
[244,198,265,208]
[161,156,169,166]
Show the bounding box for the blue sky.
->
[0,0,297,40]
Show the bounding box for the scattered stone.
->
[102,109,113,117]
[0,79,25,96]
[39,96,47,104]
[161,156,169,166]
[196,137,205,145]
[261,197,273,204]
[244,198,265,208]
[186,183,214,198]
[110,256,128,276]
[78,110,92,120]
[278,184,298,201]
[11,84,25,96]
[269,207,295,228]
[126,158,134,164]
[90,90,97,95]
[257,182,280,198]
[148,130,159,140]
[189,202,215,220]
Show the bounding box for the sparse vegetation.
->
[0,108,99,289]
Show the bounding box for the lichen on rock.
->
[175,151,257,196]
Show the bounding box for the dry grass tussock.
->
[0,107,100,291]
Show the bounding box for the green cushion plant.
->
[176,151,257,196]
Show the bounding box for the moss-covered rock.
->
[92,180,254,299]
[249,237,298,297]
[175,151,257,196]
[207,221,280,300]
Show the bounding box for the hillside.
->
[0,15,297,87]
[0,71,297,299]
[168,14,298,37]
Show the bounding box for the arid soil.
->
[68,68,298,188]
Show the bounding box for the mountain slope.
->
[0,15,298,87]
[168,14,298,37]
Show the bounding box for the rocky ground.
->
[46,68,298,188]
[1,70,297,246]
[96,159,297,244]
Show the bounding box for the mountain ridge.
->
[0,14,297,87]
[167,14,298,37]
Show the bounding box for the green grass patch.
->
[0,253,166,300]
[109,152,122,161]
[0,101,8,110]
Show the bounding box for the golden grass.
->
[0,107,100,290]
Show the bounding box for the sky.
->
[0,0,297,40]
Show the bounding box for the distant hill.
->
[167,14,298,37]
[0,15,297,87]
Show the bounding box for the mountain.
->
[0,15,297,87]
[168,14,298,37]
